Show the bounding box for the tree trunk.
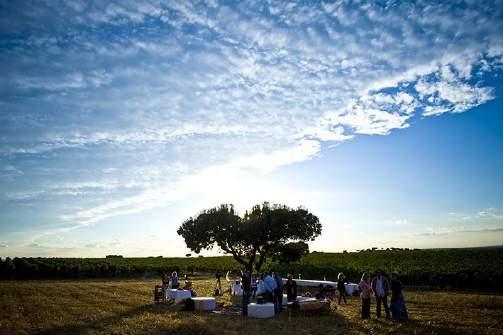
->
[241,265,253,316]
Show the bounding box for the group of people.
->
[214,270,295,314]
[162,271,179,290]
[162,271,197,296]
[256,270,285,313]
[211,269,408,322]
[358,270,408,321]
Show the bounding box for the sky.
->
[1,0,503,258]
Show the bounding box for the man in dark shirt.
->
[285,274,298,302]
[272,270,283,312]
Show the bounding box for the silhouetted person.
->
[390,273,408,322]
[371,270,390,318]
[250,273,257,299]
[214,274,222,296]
[285,274,297,302]
[272,270,283,312]
[337,272,347,304]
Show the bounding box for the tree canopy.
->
[177,202,322,275]
[272,241,310,264]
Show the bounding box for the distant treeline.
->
[1,247,502,291]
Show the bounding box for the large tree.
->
[272,241,310,264]
[177,202,322,277]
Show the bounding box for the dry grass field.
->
[1,278,502,335]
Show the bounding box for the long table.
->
[282,279,337,287]
[281,278,359,295]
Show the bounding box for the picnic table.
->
[281,278,359,296]
[166,289,191,303]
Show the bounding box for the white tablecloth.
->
[191,297,216,311]
[283,295,316,304]
[281,278,358,295]
[296,296,317,303]
[166,289,191,302]
[281,278,338,287]
[248,303,275,318]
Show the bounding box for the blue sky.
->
[1,0,502,257]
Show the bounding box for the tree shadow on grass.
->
[35,302,482,335]
[346,317,485,335]
[37,303,350,335]
[36,303,181,335]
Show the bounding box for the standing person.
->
[390,273,408,322]
[262,272,277,304]
[272,270,283,312]
[171,271,179,289]
[214,272,223,296]
[285,274,297,302]
[161,272,170,300]
[337,272,347,305]
[359,272,372,319]
[162,272,170,290]
[256,276,265,297]
[371,270,390,318]
[250,273,257,299]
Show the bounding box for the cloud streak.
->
[0,0,502,241]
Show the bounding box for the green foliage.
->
[177,202,322,274]
[273,248,503,291]
[272,241,309,264]
[1,248,502,291]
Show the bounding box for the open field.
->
[1,278,502,335]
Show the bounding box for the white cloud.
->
[417,79,494,116]
[448,208,503,222]
[58,138,320,227]
[387,219,409,226]
[1,0,502,241]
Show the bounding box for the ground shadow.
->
[37,303,174,335]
